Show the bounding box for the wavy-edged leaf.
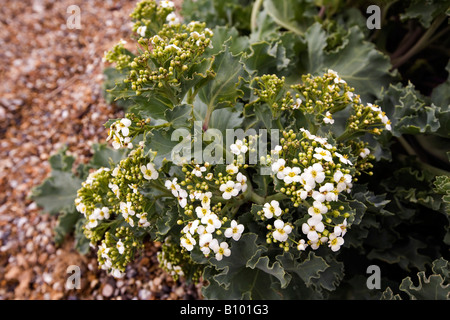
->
[399,258,450,300]
[202,233,285,299]
[198,46,249,112]
[263,0,317,36]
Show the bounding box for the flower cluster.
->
[166,159,247,260]
[106,118,134,150]
[75,144,160,276]
[259,128,356,252]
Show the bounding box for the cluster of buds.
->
[125,21,213,96]
[157,237,204,282]
[130,0,177,37]
[97,227,144,278]
[103,39,132,70]
[290,70,357,125]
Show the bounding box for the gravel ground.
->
[0,0,202,300]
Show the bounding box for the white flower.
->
[120,201,135,218]
[312,190,326,203]
[181,233,196,251]
[118,118,132,137]
[219,181,239,200]
[230,139,248,155]
[296,189,308,200]
[199,232,213,247]
[109,183,120,198]
[307,201,328,218]
[282,166,302,184]
[191,165,206,177]
[141,163,159,180]
[272,219,292,242]
[235,172,248,193]
[201,213,222,234]
[224,220,244,241]
[165,178,181,197]
[334,152,352,165]
[210,240,231,261]
[183,220,199,235]
[319,183,338,202]
[98,243,110,259]
[345,91,354,101]
[271,158,287,180]
[112,166,120,177]
[302,217,325,241]
[199,191,212,209]
[333,170,352,192]
[297,239,308,251]
[166,44,181,52]
[111,268,124,279]
[116,240,125,254]
[94,207,110,220]
[205,173,213,180]
[136,25,147,37]
[334,219,348,237]
[328,233,345,252]
[359,148,370,158]
[272,145,283,154]
[263,200,282,219]
[225,164,239,175]
[310,236,329,250]
[86,217,98,229]
[166,12,179,26]
[137,212,150,228]
[195,206,211,219]
[304,163,325,184]
[177,188,188,208]
[313,147,333,162]
[323,111,334,124]
[292,98,302,109]
[299,172,316,191]
[199,233,213,255]
[111,133,123,150]
[160,0,175,8]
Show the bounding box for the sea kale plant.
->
[32,0,450,299]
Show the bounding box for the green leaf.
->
[54,211,80,245]
[277,251,329,287]
[263,0,317,36]
[143,128,187,168]
[376,82,443,137]
[244,41,291,76]
[198,47,249,112]
[164,104,194,129]
[31,150,83,216]
[89,143,127,168]
[399,258,450,299]
[128,94,174,120]
[400,0,450,28]
[367,237,431,272]
[207,26,250,56]
[202,233,285,299]
[431,60,450,108]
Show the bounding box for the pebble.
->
[0,0,198,302]
[102,284,114,298]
